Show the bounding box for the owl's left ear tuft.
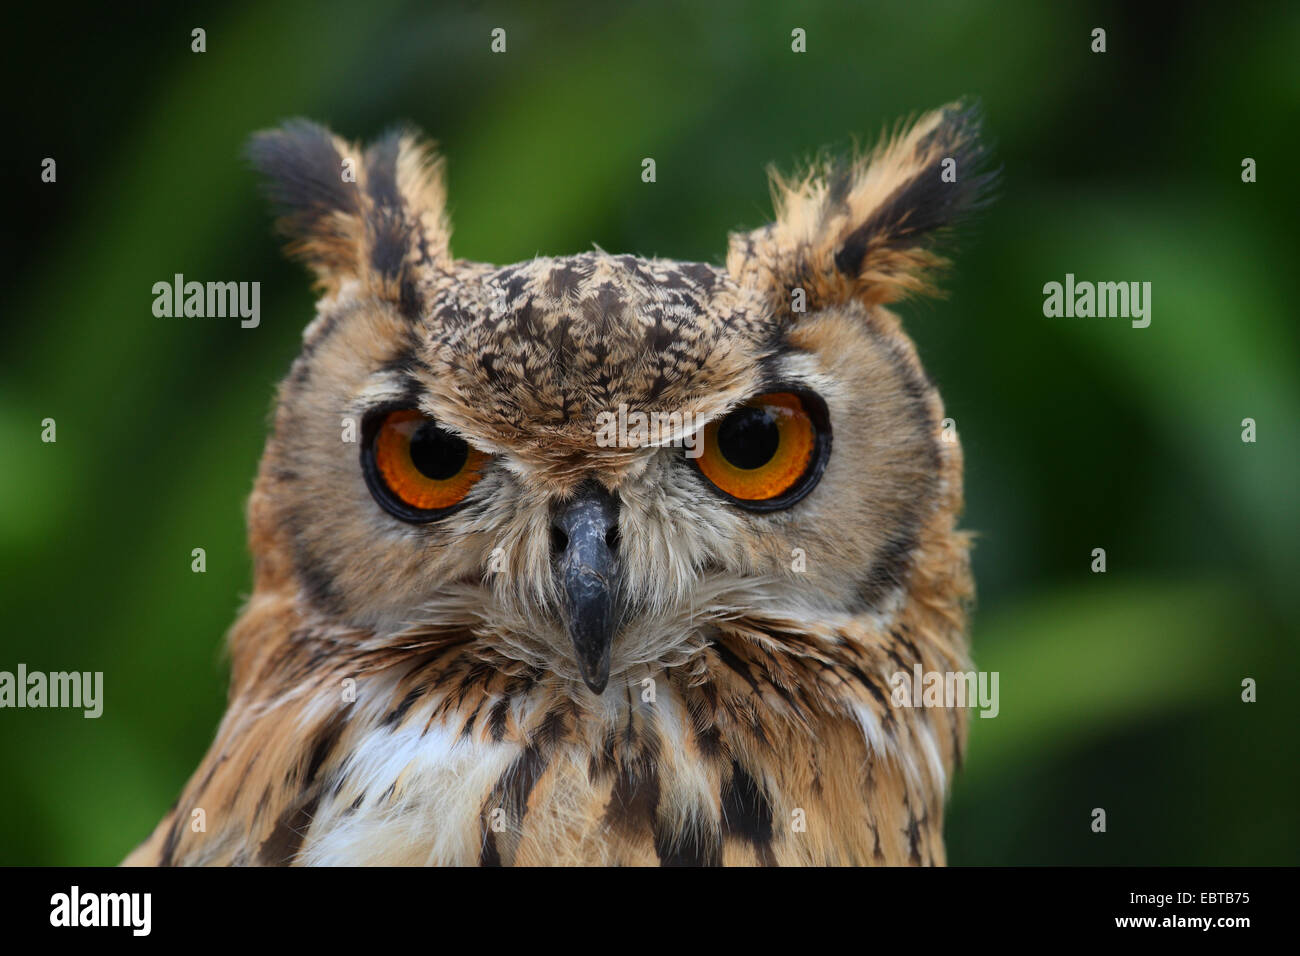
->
[247,119,452,311]
[728,101,997,316]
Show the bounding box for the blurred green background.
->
[3,0,1297,865]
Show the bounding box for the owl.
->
[124,102,991,866]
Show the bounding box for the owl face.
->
[247,106,990,696]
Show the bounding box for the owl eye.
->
[362,408,489,522]
[694,390,831,510]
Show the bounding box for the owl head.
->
[242,105,992,697]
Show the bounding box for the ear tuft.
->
[247,119,451,309]
[728,101,997,315]
[360,127,452,289]
[246,120,365,285]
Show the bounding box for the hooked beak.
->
[552,481,620,694]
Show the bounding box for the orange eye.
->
[363,409,488,521]
[695,391,830,510]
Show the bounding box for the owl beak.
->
[553,481,620,694]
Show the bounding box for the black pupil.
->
[408,422,468,480]
[717,406,780,470]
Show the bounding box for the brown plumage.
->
[124,103,991,866]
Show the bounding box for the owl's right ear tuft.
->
[247,119,452,308]
[727,101,997,317]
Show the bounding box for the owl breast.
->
[259,635,954,867]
